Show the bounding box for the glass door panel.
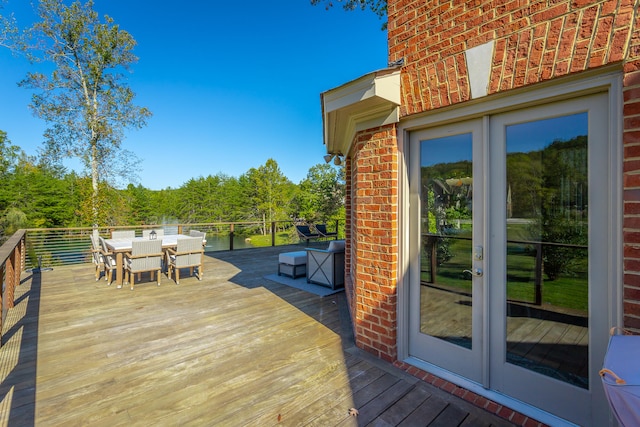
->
[409,93,611,426]
[504,113,589,389]
[409,119,483,384]
[488,93,610,426]
[420,134,474,349]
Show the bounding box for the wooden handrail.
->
[0,229,27,347]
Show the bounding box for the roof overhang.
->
[321,67,401,157]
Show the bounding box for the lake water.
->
[204,234,254,251]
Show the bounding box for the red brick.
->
[625,272,640,287]
[623,286,640,300]
[625,301,640,318]
[623,315,640,331]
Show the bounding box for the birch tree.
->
[19,0,151,228]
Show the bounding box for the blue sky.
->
[0,1,388,189]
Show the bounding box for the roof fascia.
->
[321,68,401,156]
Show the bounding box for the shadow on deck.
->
[0,245,515,426]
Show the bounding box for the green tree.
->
[0,130,22,179]
[19,0,151,229]
[221,175,251,222]
[0,0,18,50]
[292,163,344,223]
[244,159,295,234]
[124,183,155,224]
[311,0,387,28]
[1,208,27,236]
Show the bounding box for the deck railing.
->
[0,229,26,346]
[20,220,341,268]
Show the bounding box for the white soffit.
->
[321,68,401,156]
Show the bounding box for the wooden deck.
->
[0,245,515,426]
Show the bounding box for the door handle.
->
[463,268,483,277]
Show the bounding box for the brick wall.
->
[344,156,356,331]
[623,6,640,330]
[387,0,637,114]
[382,0,640,330]
[348,124,399,362]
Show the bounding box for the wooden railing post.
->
[19,235,25,271]
[229,224,234,251]
[5,247,16,309]
[535,242,543,305]
[0,230,27,346]
[271,222,276,247]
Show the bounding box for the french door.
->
[408,93,611,426]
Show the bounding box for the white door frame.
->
[396,69,623,426]
[407,119,485,383]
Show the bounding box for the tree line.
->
[0,130,345,237]
[0,1,347,238]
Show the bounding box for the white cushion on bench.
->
[279,251,307,265]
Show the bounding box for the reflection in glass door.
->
[487,93,610,426]
[420,134,474,349]
[504,113,589,389]
[409,92,612,426]
[409,120,483,384]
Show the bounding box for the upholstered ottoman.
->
[278,251,307,279]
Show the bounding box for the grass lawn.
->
[421,235,588,312]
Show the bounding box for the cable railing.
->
[20,219,343,269]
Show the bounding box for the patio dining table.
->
[104,235,192,288]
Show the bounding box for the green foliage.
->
[310,0,387,28]
[19,0,151,227]
[242,159,295,233]
[0,0,19,50]
[0,127,345,234]
[292,163,345,224]
[0,130,22,179]
[1,208,27,235]
[512,136,588,281]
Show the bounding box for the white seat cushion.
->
[279,251,307,265]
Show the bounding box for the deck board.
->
[1,245,515,427]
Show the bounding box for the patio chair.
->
[313,224,338,240]
[142,228,165,239]
[123,239,163,290]
[189,229,207,245]
[306,240,346,289]
[111,229,136,239]
[90,234,104,281]
[166,236,204,285]
[99,236,118,286]
[295,224,319,246]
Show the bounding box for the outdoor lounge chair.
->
[123,239,163,290]
[314,224,338,240]
[306,240,345,289]
[166,236,204,285]
[295,224,319,245]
